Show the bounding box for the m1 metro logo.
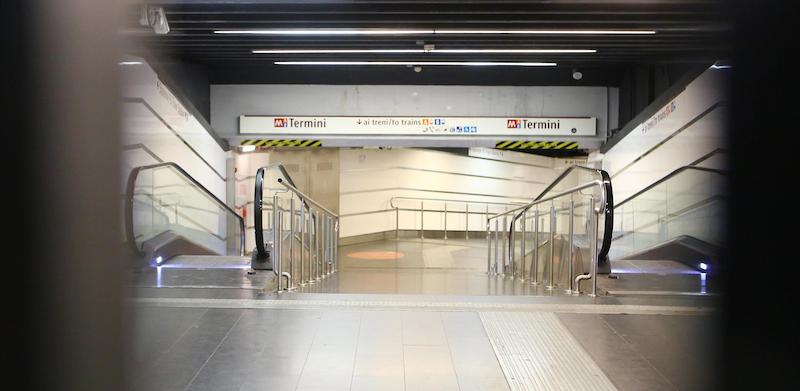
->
[272,117,327,128]
[506,118,567,132]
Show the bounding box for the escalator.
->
[125,161,338,292]
[125,162,245,266]
[604,166,725,295]
[610,166,726,272]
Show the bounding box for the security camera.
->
[140,5,170,35]
[572,68,583,80]
[414,66,422,73]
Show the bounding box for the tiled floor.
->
[129,307,510,391]
[128,301,718,391]
[127,238,720,390]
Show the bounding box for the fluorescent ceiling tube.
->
[435,29,656,35]
[274,61,557,67]
[254,48,595,54]
[215,29,434,35]
[216,28,654,35]
[434,48,596,53]
[253,49,426,54]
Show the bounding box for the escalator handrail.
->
[614,166,727,209]
[125,162,245,257]
[253,164,314,257]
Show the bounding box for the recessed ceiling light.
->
[118,61,143,65]
[254,48,596,54]
[274,61,557,67]
[215,28,655,36]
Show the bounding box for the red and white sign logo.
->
[274,118,288,127]
[506,119,521,128]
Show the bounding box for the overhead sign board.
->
[239,115,596,137]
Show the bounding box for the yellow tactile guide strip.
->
[480,312,617,391]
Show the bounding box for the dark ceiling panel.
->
[122,0,731,84]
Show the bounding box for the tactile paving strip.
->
[480,312,617,391]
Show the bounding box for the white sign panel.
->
[239,115,596,136]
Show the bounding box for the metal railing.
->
[486,177,611,296]
[254,165,338,292]
[389,196,525,240]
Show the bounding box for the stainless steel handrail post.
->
[486,221,492,273]
[289,197,295,287]
[493,219,500,274]
[420,201,424,239]
[328,216,333,275]
[546,201,556,290]
[300,202,306,285]
[465,203,469,240]
[444,203,448,240]
[316,210,321,280]
[485,204,489,238]
[566,195,575,294]
[322,215,328,276]
[590,196,599,297]
[509,218,516,278]
[531,208,539,285]
[273,195,281,291]
[334,218,339,273]
[574,196,597,295]
[501,215,507,276]
[520,212,526,282]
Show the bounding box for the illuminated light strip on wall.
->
[253,48,596,54]
[216,28,655,35]
[274,61,557,67]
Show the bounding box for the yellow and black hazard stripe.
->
[241,139,322,148]
[495,140,579,150]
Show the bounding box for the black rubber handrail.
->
[614,166,727,209]
[253,164,313,257]
[125,162,245,257]
[531,165,614,266]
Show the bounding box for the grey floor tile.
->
[402,312,447,346]
[557,313,680,391]
[351,375,405,391]
[129,306,208,365]
[354,351,405,377]
[601,314,720,391]
[456,376,510,391]
[134,308,243,391]
[403,345,460,391]
[238,375,299,391]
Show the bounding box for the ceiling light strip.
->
[215,29,434,35]
[274,61,557,67]
[434,29,656,35]
[216,28,655,36]
[254,48,596,54]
